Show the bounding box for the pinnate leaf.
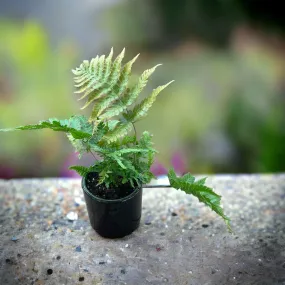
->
[167,168,232,232]
[0,115,92,140]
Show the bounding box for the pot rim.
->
[81,174,142,203]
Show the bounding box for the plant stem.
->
[143,184,172,188]
[90,151,97,161]
[131,122,138,164]
[131,122,137,140]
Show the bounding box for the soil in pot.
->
[82,172,143,238]
[85,172,135,199]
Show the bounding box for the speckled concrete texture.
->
[0,175,285,285]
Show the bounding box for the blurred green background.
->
[0,0,284,178]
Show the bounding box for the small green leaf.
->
[69,165,92,177]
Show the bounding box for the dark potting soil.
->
[85,172,137,200]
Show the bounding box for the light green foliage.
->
[0,48,231,231]
[125,80,174,122]
[168,168,232,232]
[69,165,91,177]
[72,48,173,142]
[1,116,92,140]
[70,130,156,188]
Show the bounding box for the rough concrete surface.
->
[0,175,285,285]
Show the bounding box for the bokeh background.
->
[0,0,285,178]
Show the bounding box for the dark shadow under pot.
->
[81,172,142,238]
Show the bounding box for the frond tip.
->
[127,80,175,122]
[167,168,232,232]
[0,115,93,140]
[72,49,174,136]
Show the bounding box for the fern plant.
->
[0,48,231,232]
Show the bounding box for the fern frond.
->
[0,116,92,140]
[138,131,154,148]
[107,120,120,131]
[89,94,118,120]
[109,48,125,83]
[139,131,156,168]
[195,177,207,185]
[73,50,173,127]
[97,55,106,79]
[73,56,99,86]
[67,134,88,159]
[77,49,126,111]
[108,154,126,169]
[102,122,133,143]
[104,47,114,78]
[69,165,93,177]
[127,80,174,122]
[167,168,232,232]
[123,64,162,106]
[74,56,106,99]
[74,49,117,101]
[99,64,162,121]
[121,135,136,145]
[112,148,149,155]
[89,53,139,121]
[181,173,195,184]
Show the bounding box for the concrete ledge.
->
[0,175,284,284]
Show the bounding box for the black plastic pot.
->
[81,176,142,238]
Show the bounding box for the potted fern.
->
[0,48,231,238]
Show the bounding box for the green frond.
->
[69,165,92,177]
[89,53,139,121]
[107,120,120,131]
[181,173,195,184]
[112,148,149,155]
[109,48,125,82]
[127,80,174,122]
[78,49,126,111]
[74,52,112,102]
[68,115,93,136]
[102,122,133,143]
[67,134,88,159]
[121,135,136,145]
[0,115,92,140]
[89,94,118,120]
[117,53,139,94]
[89,143,106,154]
[79,84,111,110]
[97,55,106,79]
[99,64,163,121]
[72,50,172,126]
[90,121,107,140]
[97,99,124,121]
[125,63,162,107]
[167,168,232,232]
[195,177,207,185]
[104,47,114,77]
[138,131,154,148]
[109,154,126,169]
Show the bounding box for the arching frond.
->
[0,115,92,140]
[126,80,174,122]
[168,168,232,232]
